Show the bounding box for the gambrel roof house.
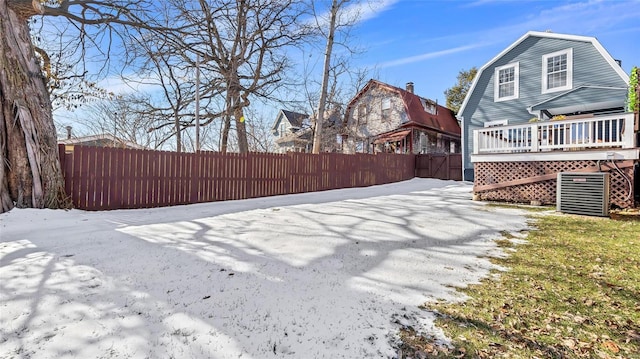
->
[342,79,460,155]
[271,109,311,153]
[458,31,631,182]
[458,31,638,210]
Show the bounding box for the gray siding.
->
[462,36,628,174]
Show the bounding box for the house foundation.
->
[473,160,637,209]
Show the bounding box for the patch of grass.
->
[485,202,555,212]
[401,214,640,358]
[493,238,514,249]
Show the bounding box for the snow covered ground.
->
[1,179,530,358]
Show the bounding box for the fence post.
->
[58,144,65,171]
[473,130,480,155]
[623,113,635,148]
[58,144,71,203]
[530,124,539,152]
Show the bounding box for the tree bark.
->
[1,0,69,213]
[234,104,248,153]
[221,113,230,153]
[312,0,338,154]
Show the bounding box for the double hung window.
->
[494,63,519,101]
[542,48,572,93]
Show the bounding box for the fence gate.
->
[415,154,462,181]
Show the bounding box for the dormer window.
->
[420,99,437,114]
[542,48,572,94]
[494,62,519,101]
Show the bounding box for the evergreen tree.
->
[444,67,477,115]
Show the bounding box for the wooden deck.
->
[472,113,636,159]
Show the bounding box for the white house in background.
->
[457,31,638,209]
[271,109,312,153]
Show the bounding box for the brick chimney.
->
[406,82,414,94]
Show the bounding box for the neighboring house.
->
[271,108,343,153]
[59,130,147,153]
[313,106,344,153]
[271,109,312,153]
[342,79,460,155]
[458,31,638,208]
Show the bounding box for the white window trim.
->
[494,62,519,102]
[542,48,573,94]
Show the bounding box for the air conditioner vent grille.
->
[557,172,610,217]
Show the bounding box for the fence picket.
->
[59,144,459,211]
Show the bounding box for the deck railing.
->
[473,113,635,154]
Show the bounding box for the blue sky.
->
[55,0,639,140]
[345,0,640,105]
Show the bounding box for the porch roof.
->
[372,129,411,144]
[528,86,627,116]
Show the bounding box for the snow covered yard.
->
[0,179,530,358]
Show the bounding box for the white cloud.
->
[311,0,400,28]
[378,43,487,68]
[462,0,535,7]
[347,0,400,22]
[390,0,640,70]
[476,0,640,39]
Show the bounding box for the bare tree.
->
[311,0,338,154]
[117,0,242,154]
[75,94,170,150]
[162,0,308,153]
[310,0,367,153]
[0,0,165,213]
[31,17,114,112]
[243,107,276,152]
[123,30,201,153]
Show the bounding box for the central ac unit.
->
[557,172,610,217]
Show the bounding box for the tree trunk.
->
[0,0,68,213]
[228,75,248,153]
[312,0,338,154]
[234,104,248,153]
[221,113,230,153]
[221,91,232,154]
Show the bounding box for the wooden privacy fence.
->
[60,145,431,211]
